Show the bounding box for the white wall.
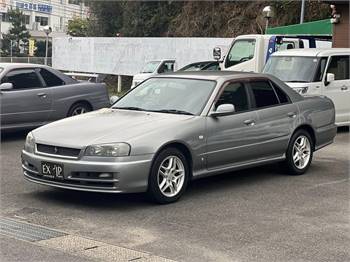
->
[52,37,232,76]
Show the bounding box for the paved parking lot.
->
[0,129,349,262]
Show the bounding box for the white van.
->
[264,48,350,126]
[131,59,176,88]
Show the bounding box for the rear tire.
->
[148,148,189,204]
[67,102,91,117]
[284,129,314,176]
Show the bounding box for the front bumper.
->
[21,150,154,193]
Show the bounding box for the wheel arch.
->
[152,140,194,177]
[67,100,93,116]
[291,124,316,149]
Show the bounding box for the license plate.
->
[41,162,64,179]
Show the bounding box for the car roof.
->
[272,48,350,57]
[154,71,265,81]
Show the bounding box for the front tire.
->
[148,148,189,204]
[284,130,314,175]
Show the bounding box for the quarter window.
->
[216,82,249,112]
[2,69,43,89]
[39,69,65,87]
[250,81,279,108]
[314,57,328,82]
[326,56,349,80]
[271,82,289,104]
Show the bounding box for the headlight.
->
[24,132,35,153]
[84,143,130,157]
[295,86,309,94]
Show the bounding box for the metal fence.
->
[0,57,52,66]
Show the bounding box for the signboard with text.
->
[15,1,52,14]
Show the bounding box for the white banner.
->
[52,37,232,76]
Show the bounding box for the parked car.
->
[0,63,110,131]
[178,61,220,71]
[214,34,332,73]
[263,48,350,126]
[131,59,175,88]
[22,71,336,204]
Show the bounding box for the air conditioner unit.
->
[32,22,40,30]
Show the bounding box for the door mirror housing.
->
[211,104,235,117]
[0,82,13,91]
[325,73,335,85]
[213,47,222,61]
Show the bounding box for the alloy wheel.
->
[292,135,311,169]
[157,156,185,197]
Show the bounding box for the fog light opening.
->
[98,173,113,179]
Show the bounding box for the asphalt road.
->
[0,129,349,262]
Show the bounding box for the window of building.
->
[250,81,279,108]
[35,16,48,26]
[68,0,81,5]
[39,69,65,87]
[1,13,9,22]
[216,82,249,112]
[22,15,30,25]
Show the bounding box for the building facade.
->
[0,0,89,40]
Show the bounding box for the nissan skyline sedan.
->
[0,63,110,131]
[22,71,337,203]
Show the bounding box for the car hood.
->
[33,108,194,148]
[285,82,311,88]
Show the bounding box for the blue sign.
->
[15,1,52,14]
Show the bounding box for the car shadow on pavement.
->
[1,129,30,142]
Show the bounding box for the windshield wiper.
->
[113,106,146,111]
[150,109,194,115]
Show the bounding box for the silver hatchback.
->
[22,72,337,203]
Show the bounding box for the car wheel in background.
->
[67,102,91,117]
[284,129,314,176]
[148,147,189,204]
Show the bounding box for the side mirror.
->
[325,73,335,85]
[0,82,13,91]
[213,47,222,61]
[110,95,119,105]
[211,104,235,117]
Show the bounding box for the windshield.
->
[113,78,216,115]
[264,56,319,82]
[225,39,256,68]
[141,61,161,73]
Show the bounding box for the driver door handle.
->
[341,86,348,91]
[37,92,47,98]
[244,119,255,126]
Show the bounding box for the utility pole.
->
[300,0,306,24]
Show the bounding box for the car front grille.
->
[36,144,81,159]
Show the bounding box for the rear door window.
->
[2,69,43,89]
[39,68,65,87]
[249,80,279,108]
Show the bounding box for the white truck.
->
[131,59,176,88]
[214,34,331,73]
[263,48,350,126]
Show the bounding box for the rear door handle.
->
[243,119,255,126]
[37,92,47,98]
[341,86,348,91]
[287,112,297,118]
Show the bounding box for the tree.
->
[1,8,31,56]
[67,18,89,37]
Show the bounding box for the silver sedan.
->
[21,72,337,203]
